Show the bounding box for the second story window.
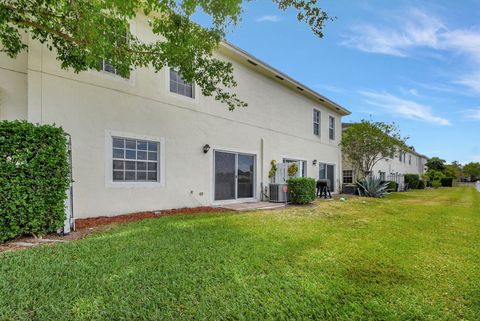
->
[313,109,320,136]
[170,69,194,98]
[99,28,130,79]
[399,152,403,162]
[329,116,335,140]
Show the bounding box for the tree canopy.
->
[0,0,332,110]
[341,120,408,181]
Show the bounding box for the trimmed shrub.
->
[385,181,398,192]
[0,121,70,242]
[404,174,420,189]
[287,177,316,204]
[417,180,426,189]
[432,180,442,189]
[440,177,453,187]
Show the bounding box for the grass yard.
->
[1,187,479,320]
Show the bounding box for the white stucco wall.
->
[0,16,347,218]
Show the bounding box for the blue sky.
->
[195,0,480,164]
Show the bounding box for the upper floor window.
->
[399,152,403,162]
[329,116,335,140]
[409,155,412,165]
[99,28,130,79]
[112,137,159,182]
[170,69,194,98]
[313,109,320,136]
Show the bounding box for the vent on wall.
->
[247,59,258,66]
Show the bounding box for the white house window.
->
[313,109,320,136]
[99,29,130,79]
[399,152,403,162]
[329,116,335,140]
[170,69,194,98]
[343,170,353,184]
[283,159,307,177]
[409,155,412,165]
[112,137,159,182]
[379,171,386,181]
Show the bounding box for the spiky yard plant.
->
[357,177,390,198]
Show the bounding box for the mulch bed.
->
[74,206,231,229]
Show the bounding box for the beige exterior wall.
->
[343,150,428,188]
[0,16,347,218]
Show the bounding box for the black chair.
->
[316,179,332,199]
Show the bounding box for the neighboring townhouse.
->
[341,123,428,189]
[0,14,350,220]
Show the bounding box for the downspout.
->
[260,138,264,201]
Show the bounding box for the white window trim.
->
[91,21,136,85]
[165,67,200,104]
[105,130,165,188]
[328,116,336,140]
[313,109,321,136]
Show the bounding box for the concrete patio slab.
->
[221,202,286,211]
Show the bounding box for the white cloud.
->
[465,108,480,120]
[341,8,480,94]
[358,90,451,125]
[256,15,281,23]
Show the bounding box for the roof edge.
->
[219,41,352,116]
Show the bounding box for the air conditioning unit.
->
[269,183,289,203]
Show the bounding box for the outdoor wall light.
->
[313,159,318,166]
[203,144,211,154]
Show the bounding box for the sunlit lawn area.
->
[1,187,479,320]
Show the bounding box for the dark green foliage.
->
[417,180,426,189]
[287,177,316,204]
[0,121,70,242]
[404,174,420,189]
[441,177,453,187]
[386,181,399,192]
[357,177,389,198]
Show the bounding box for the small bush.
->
[0,121,70,242]
[432,180,442,189]
[385,181,398,192]
[287,177,316,204]
[440,177,453,187]
[417,180,426,189]
[404,174,420,189]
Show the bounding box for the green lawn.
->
[1,188,479,320]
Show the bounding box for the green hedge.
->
[417,180,426,189]
[287,177,316,204]
[0,121,70,242]
[385,181,398,192]
[404,174,420,189]
[440,177,453,187]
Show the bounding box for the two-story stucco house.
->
[0,15,351,220]
[341,123,428,190]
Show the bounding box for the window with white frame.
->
[313,109,320,136]
[343,170,353,184]
[329,116,335,140]
[112,137,159,182]
[99,28,130,79]
[170,69,194,98]
[399,152,403,162]
[379,171,386,181]
[409,155,412,165]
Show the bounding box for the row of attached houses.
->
[341,123,429,189]
[0,15,350,220]
[0,15,427,222]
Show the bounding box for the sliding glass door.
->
[214,151,255,201]
[319,163,335,191]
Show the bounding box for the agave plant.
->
[356,177,390,198]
